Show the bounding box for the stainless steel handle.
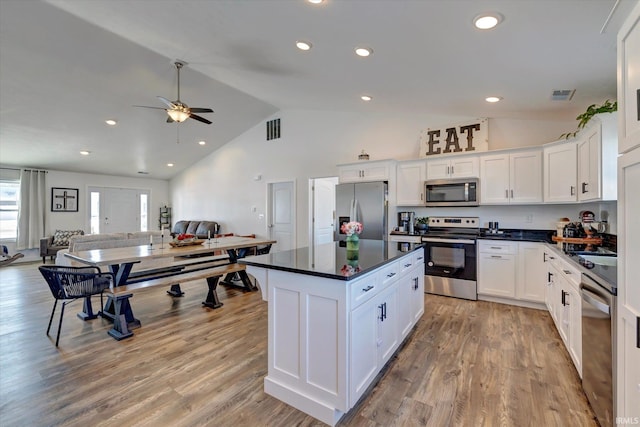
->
[422,238,475,244]
[581,288,610,315]
[464,182,469,201]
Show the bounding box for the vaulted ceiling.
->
[0,0,634,179]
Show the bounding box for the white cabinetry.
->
[478,241,517,298]
[338,160,392,183]
[543,141,577,203]
[396,160,426,205]
[617,1,640,154]
[480,149,542,204]
[426,156,478,180]
[397,251,425,340]
[478,240,545,305]
[577,113,618,201]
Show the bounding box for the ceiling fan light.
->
[167,109,189,122]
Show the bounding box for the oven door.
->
[422,237,476,281]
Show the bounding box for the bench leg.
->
[220,270,256,292]
[77,296,99,321]
[202,276,223,309]
[107,293,140,340]
[103,295,141,327]
[166,284,185,297]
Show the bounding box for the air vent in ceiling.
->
[551,89,576,101]
[266,118,281,141]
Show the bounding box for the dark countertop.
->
[239,239,423,281]
[545,243,617,291]
[478,229,554,243]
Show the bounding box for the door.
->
[311,177,337,245]
[544,142,577,202]
[268,181,295,252]
[89,187,148,234]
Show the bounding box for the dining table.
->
[64,235,276,331]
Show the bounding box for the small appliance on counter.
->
[397,211,415,234]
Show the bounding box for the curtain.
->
[16,169,47,250]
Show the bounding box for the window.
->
[90,191,100,234]
[0,180,20,240]
[140,194,148,232]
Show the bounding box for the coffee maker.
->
[398,212,415,234]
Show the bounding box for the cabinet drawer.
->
[349,274,378,308]
[378,260,400,288]
[412,248,425,266]
[399,254,415,275]
[478,240,517,254]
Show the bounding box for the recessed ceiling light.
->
[198,140,206,145]
[105,119,117,126]
[307,0,324,3]
[473,13,503,30]
[355,47,373,57]
[485,96,503,103]
[361,95,372,102]
[167,163,174,167]
[296,40,312,51]
[80,150,90,155]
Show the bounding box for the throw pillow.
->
[52,229,83,246]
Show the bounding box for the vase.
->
[346,234,359,261]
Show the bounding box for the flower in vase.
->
[341,221,363,236]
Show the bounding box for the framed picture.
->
[51,187,78,212]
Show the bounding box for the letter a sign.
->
[419,118,488,158]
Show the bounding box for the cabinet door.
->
[425,159,451,180]
[450,157,479,178]
[362,163,389,181]
[350,297,380,406]
[510,151,543,203]
[396,161,426,205]
[617,3,640,153]
[545,266,557,322]
[377,285,399,366]
[557,278,570,345]
[543,142,577,202]
[578,125,602,201]
[478,252,516,298]
[339,165,363,183]
[411,268,424,323]
[567,285,582,376]
[480,154,510,204]
[516,242,545,303]
[396,272,413,340]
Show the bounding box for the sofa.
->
[55,231,166,271]
[172,221,220,239]
[40,229,84,263]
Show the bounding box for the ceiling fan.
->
[135,60,214,124]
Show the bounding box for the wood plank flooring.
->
[0,262,597,426]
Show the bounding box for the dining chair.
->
[38,265,114,346]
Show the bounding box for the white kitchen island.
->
[240,240,424,426]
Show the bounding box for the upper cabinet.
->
[543,113,617,203]
[480,149,542,204]
[543,141,578,203]
[426,156,479,180]
[338,160,393,183]
[396,160,426,206]
[617,2,640,154]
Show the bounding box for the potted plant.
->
[415,217,429,231]
[560,99,617,139]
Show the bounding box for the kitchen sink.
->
[578,255,617,267]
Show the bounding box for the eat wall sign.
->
[419,118,488,158]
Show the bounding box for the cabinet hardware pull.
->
[378,304,384,321]
[548,272,553,283]
[544,253,548,262]
[404,263,412,267]
[505,189,509,198]
[491,255,502,259]
[413,277,419,290]
[387,272,396,278]
[571,186,575,196]
[563,270,571,275]
[510,189,514,198]
[451,166,454,174]
[550,256,555,260]
[582,182,588,193]
[490,246,501,249]
[636,317,639,349]
[447,166,450,175]
[362,285,374,292]
[561,290,567,306]
[383,302,387,320]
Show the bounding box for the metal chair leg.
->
[47,299,58,336]
[56,301,67,347]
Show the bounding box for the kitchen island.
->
[240,240,424,426]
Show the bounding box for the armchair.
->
[38,265,113,346]
[40,229,84,263]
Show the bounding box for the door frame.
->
[87,185,151,234]
[308,176,338,245]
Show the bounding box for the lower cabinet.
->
[478,240,545,304]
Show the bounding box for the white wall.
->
[170,109,579,248]
[3,168,169,262]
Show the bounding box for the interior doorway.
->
[88,186,149,234]
[267,180,295,252]
[309,177,338,245]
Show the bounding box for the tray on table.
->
[169,239,205,248]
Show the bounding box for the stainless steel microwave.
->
[424,178,479,207]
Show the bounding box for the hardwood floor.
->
[0,262,597,426]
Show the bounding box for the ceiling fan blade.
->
[157,96,176,108]
[189,107,214,113]
[189,113,212,125]
[133,105,167,110]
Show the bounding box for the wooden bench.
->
[103,263,248,340]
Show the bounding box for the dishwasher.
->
[580,272,616,427]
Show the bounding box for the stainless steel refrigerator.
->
[334,181,388,241]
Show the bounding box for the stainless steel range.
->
[421,216,479,300]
